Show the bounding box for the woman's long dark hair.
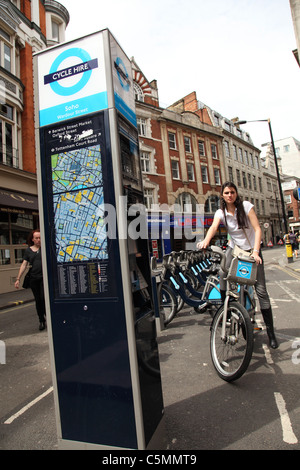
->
[221,182,249,229]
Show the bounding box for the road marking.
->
[262,344,274,366]
[274,392,298,445]
[275,265,300,281]
[273,280,300,303]
[4,386,53,425]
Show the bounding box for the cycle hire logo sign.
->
[37,33,108,127]
[236,260,252,280]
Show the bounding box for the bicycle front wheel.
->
[210,301,254,382]
[159,283,178,326]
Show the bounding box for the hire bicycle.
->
[151,246,256,381]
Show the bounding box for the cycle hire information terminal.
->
[34,29,164,450]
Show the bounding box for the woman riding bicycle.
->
[197,181,278,349]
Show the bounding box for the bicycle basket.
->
[226,256,257,285]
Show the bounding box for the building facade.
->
[0,0,69,293]
[282,176,300,233]
[132,63,228,256]
[274,136,300,179]
[290,0,300,66]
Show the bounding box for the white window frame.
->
[171,160,180,179]
[140,151,151,173]
[168,132,177,150]
[198,140,205,156]
[211,143,218,159]
[187,162,195,181]
[201,165,209,183]
[214,168,221,185]
[184,136,191,153]
[137,118,147,137]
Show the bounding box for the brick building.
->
[0,0,69,293]
[282,176,300,233]
[132,61,226,256]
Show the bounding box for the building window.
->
[137,118,147,136]
[140,151,150,172]
[184,136,191,153]
[201,166,209,183]
[205,195,220,213]
[4,43,11,72]
[224,121,231,132]
[144,189,154,209]
[248,174,252,189]
[238,148,243,163]
[211,143,218,159]
[224,141,230,158]
[261,200,265,214]
[249,153,254,166]
[175,192,198,212]
[284,145,290,152]
[233,145,238,160]
[258,177,262,192]
[52,20,60,42]
[255,156,259,169]
[134,82,144,102]
[244,150,249,165]
[256,199,260,214]
[187,162,195,181]
[0,213,35,266]
[242,171,247,188]
[198,140,205,156]
[253,175,257,191]
[0,106,18,168]
[168,132,177,150]
[214,168,221,185]
[228,166,234,182]
[171,160,180,179]
[236,169,241,186]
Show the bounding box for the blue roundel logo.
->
[115,57,130,91]
[49,48,93,96]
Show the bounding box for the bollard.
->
[285,242,294,263]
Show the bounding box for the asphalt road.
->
[0,247,299,450]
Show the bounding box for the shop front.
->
[0,189,39,293]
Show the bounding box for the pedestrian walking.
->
[197,181,278,349]
[14,229,46,331]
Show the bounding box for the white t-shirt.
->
[215,201,255,250]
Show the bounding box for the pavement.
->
[0,246,299,312]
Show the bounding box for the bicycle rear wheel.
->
[159,283,178,326]
[210,301,254,382]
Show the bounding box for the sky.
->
[58,0,299,152]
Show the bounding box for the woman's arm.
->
[247,207,262,264]
[14,260,29,289]
[197,216,222,249]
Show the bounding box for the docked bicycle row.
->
[151,246,257,327]
[151,246,259,381]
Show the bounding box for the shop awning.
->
[0,189,39,211]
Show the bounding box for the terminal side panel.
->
[40,111,137,448]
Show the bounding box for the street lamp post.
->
[236,119,292,262]
[235,119,288,234]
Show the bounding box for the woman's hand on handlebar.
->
[197,240,210,250]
